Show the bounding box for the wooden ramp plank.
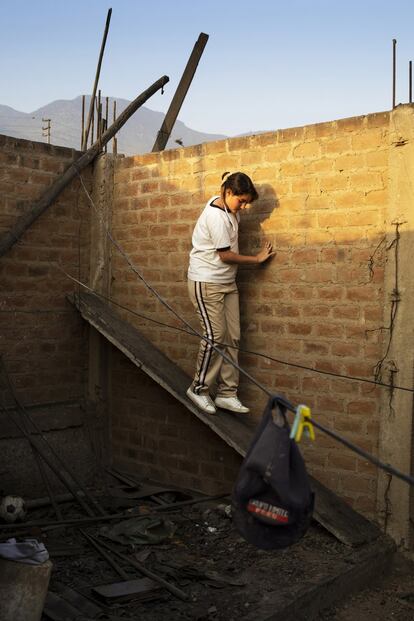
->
[70,292,381,547]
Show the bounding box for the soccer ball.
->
[0,496,27,523]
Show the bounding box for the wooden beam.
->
[152,33,208,152]
[0,75,169,259]
[70,291,382,547]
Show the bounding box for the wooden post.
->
[105,96,109,153]
[112,100,117,155]
[152,32,209,152]
[88,153,114,471]
[81,95,85,150]
[91,99,95,147]
[392,39,397,109]
[0,75,169,258]
[82,8,112,150]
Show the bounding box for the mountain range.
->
[0,96,227,155]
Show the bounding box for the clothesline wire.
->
[62,271,414,395]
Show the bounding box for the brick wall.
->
[0,135,91,407]
[1,107,412,538]
[108,109,395,516]
[0,135,94,495]
[110,347,242,494]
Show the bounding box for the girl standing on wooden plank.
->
[186,172,275,415]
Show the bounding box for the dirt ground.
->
[2,478,414,621]
[40,494,347,621]
[317,551,414,621]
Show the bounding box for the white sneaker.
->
[215,396,250,414]
[186,388,216,414]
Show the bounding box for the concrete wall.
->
[0,135,94,496]
[105,106,414,546]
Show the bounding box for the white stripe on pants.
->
[188,279,240,397]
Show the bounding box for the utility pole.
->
[42,118,51,144]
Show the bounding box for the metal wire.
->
[74,171,414,487]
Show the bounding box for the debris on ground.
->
[0,471,410,621]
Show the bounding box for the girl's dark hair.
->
[221,171,258,202]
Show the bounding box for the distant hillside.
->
[0,96,227,155]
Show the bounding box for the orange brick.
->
[303,266,335,283]
[336,115,366,132]
[332,305,360,320]
[130,168,151,182]
[291,177,318,193]
[334,191,365,208]
[140,180,159,194]
[288,323,312,335]
[305,120,336,139]
[227,136,251,151]
[334,153,365,171]
[240,151,263,166]
[331,342,361,357]
[307,158,334,173]
[263,144,292,161]
[351,129,386,150]
[348,171,384,191]
[303,342,329,355]
[366,111,389,128]
[293,141,321,158]
[277,126,305,143]
[280,161,305,176]
[319,174,349,192]
[323,137,351,154]
[346,286,379,302]
[314,323,344,337]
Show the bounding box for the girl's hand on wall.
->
[256,241,275,263]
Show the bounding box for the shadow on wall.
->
[238,183,279,257]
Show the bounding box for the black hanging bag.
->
[232,395,314,550]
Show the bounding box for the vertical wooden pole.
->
[82,8,112,150]
[113,100,117,155]
[81,95,85,150]
[105,96,109,152]
[392,39,397,109]
[91,98,95,147]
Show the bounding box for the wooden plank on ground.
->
[69,291,381,547]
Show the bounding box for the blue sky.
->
[2,0,414,136]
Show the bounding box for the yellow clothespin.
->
[289,404,315,442]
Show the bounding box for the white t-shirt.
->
[187,196,240,283]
